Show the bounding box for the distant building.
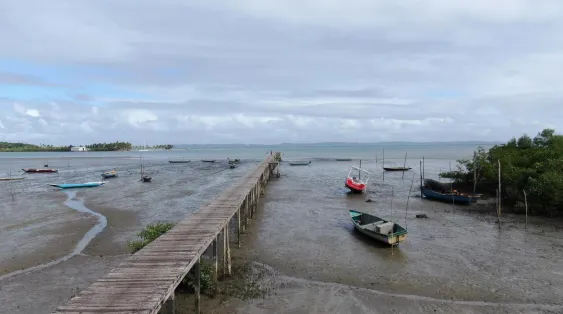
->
[70,145,88,152]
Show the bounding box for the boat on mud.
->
[49,182,106,189]
[349,210,408,245]
[383,167,412,172]
[101,170,118,178]
[288,161,311,166]
[0,177,24,181]
[168,160,191,163]
[345,166,371,193]
[421,179,474,204]
[336,158,352,161]
[23,168,58,173]
[228,158,241,164]
[202,160,216,163]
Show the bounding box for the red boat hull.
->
[345,178,365,193]
[22,168,58,173]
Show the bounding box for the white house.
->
[70,145,88,152]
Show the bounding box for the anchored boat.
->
[421,179,474,205]
[349,210,408,245]
[0,177,24,181]
[336,158,352,161]
[345,166,371,193]
[288,161,311,166]
[23,168,58,173]
[101,170,118,178]
[168,160,191,164]
[49,182,106,189]
[202,160,216,163]
[383,167,412,172]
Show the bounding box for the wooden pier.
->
[54,153,281,314]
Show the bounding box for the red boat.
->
[345,166,371,193]
[22,168,58,173]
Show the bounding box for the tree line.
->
[0,141,134,152]
[440,129,563,216]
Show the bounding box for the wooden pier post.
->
[212,237,218,283]
[194,257,200,314]
[226,224,232,275]
[223,227,227,279]
[159,293,175,314]
[237,208,241,248]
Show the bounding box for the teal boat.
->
[49,182,106,189]
[349,210,408,246]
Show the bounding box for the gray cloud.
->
[0,0,562,144]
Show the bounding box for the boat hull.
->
[50,182,105,189]
[336,158,352,161]
[349,210,408,245]
[0,177,24,181]
[23,168,58,173]
[383,167,412,172]
[202,160,215,163]
[421,187,473,204]
[168,161,191,163]
[345,178,365,193]
[288,161,311,166]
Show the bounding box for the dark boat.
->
[229,164,236,169]
[349,210,408,245]
[421,179,473,204]
[141,176,152,182]
[383,167,412,171]
[202,160,216,163]
[168,160,191,164]
[336,158,352,161]
[228,158,241,164]
[23,168,58,173]
[288,161,311,166]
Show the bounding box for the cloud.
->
[1,0,562,144]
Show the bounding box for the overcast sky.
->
[1,0,562,145]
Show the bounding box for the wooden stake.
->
[382,149,385,182]
[419,160,423,200]
[237,208,241,248]
[498,159,502,225]
[212,237,218,283]
[223,227,227,279]
[195,257,200,314]
[473,151,477,195]
[226,224,231,275]
[402,152,408,179]
[524,190,528,230]
[391,186,394,255]
[406,173,415,230]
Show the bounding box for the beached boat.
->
[421,179,473,204]
[23,168,58,173]
[168,160,191,163]
[349,210,408,245]
[336,158,352,161]
[288,161,311,166]
[383,167,412,172]
[49,182,106,189]
[229,164,237,169]
[101,170,118,178]
[228,158,241,164]
[0,177,24,181]
[141,175,152,182]
[202,160,216,163]
[345,166,371,193]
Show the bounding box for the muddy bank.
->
[199,162,563,313]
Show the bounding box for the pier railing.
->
[54,153,280,314]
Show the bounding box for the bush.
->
[127,222,175,253]
[182,260,216,295]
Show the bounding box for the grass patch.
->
[127,221,175,253]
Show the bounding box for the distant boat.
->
[336,158,352,161]
[345,166,370,193]
[23,168,58,173]
[168,160,191,164]
[349,210,408,246]
[101,170,118,178]
[49,182,106,189]
[141,176,152,182]
[228,158,241,164]
[0,177,24,181]
[202,160,216,163]
[288,161,311,166]
[139,155,151,183]
[421,179,473,204]
[383,167,412,172]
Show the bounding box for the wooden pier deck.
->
[54,154,280,314]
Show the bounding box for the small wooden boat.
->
[49,182,106,189]
[0,177,24,181]
[141,175,152,182]
[202,160,216,163]
[383,167,412,172]
[168,160,191,164]
[349,210,408,245]
[288,161,311,166]
[345,166,371,193]
[421,179,473,204]
[23,168,58,173]
[228,158,241,164]
[101,170,118,178]
[336,158,352,161]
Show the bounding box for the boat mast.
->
[402,152,408,179]
[359,160,361,180]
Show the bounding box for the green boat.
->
[349,210,408,246]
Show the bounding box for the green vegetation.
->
[127,221,175,253]
[86,141,132,151]
[441,129,563,216]
[153,144,174,149]
[0,142,70,152]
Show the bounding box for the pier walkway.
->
[54,154,280,314]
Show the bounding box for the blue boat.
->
[421,179,473,205]
[49,182,106,189]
